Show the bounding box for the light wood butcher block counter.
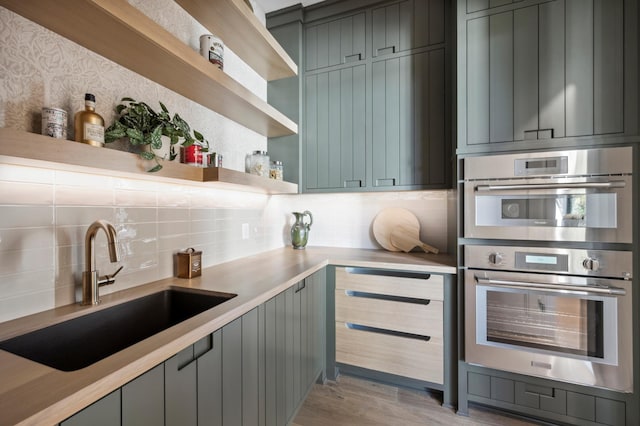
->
[0,247,455,425]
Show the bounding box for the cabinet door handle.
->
[375,178,396,187]
[345,267,432,280]
[376,46,396,56]
[295,282,306,293]
[524,130,538,140]
[344,179,363,188]
[537,128,553,139]
[344,53,362,63]
[345,290,431,305]
[346,322,431,341]
[177,356,197,372]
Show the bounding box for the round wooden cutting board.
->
[372,208,421,252]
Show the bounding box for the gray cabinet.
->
[372,49,447,188]
[60,270,327,426]
[166,345,198,426]
[465,370,628,425]
[304,64,367,190]
[458,0,637,152]
[122,364,164,426]
[297,0,451,193]
[372,0,445,56]
[60,390,121,426]
[197,331,223,426]
[305,12,366,71]
[264,271,326,425]
[269,0,452,193]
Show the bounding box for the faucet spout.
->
[81,220,121,305]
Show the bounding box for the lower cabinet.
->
[465,369,628,426]
[335,266,444,384]
[59,269,326,426]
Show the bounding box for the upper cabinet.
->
[457,0,639,153]
[0,0,298,138]
[299,0,452,193]
[372,0,445,56]
[305,12,366,71]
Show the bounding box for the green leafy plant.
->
[104,97,208,172]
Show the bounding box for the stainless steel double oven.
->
[462,147,634,393]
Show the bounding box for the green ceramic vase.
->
[291,210,313,249]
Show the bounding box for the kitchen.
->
[0,0,637,425]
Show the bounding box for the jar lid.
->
[271,160,283,165]
[252,150,268,155]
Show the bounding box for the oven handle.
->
[476,277,626,296]
[475,181,626,192]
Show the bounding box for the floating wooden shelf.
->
[0,129,298,194]
[0,0,298,138]
[175,0,298,80]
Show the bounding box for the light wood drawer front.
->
[336,322,443,384]
[335,291,443,337]
[335,267,443,300]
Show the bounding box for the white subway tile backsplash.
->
[0,290,54,323]
[0,164,54,184]
[0,164,454,323]
[0,227,54,252]
[0,247,54,276]
[0,205,54,228]
[0,181,54,205]
[55,206,115,227]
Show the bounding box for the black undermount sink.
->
[0,288,236,371]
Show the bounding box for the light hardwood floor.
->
[293,375,542,426]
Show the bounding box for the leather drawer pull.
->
[345,290,431,305]
[345,267,432,280]
[346,322,431,342]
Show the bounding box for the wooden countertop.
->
[0,247,455,425]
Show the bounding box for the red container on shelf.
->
[180,145,209,167]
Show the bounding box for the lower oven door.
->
[465,270,633,392]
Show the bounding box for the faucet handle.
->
[98,265,123,287]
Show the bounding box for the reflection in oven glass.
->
[486,291,603,358]
[501,195,586,226]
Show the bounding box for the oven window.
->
[501,195,586,225]
[485,290,604,358]
[488,193,617,228]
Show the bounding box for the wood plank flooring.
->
[293,375,541,426]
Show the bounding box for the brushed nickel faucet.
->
[81,220,123,305]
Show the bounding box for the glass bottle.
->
[74,93,105,147]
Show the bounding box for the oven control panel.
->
[466,245,632,279]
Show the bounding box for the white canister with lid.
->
[199,34,224,70]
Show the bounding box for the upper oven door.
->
[464,175,632,242]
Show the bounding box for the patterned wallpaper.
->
[0,0,267,171]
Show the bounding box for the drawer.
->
[335,290,442,337]
[336,321,443,384]
[335,267,443,300]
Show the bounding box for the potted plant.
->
[104,97,209,172]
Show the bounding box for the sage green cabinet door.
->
[372,49,446,188]
[197,331,223,426]
[165,345,197,426]
[122,364,164,426]
[305,12,365,71]
[460,0,631,151]
[372,0,445,57]
[61,390,121,426]
[304,65,366,191]
[222,317,243,426]
[242,308,261,426]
